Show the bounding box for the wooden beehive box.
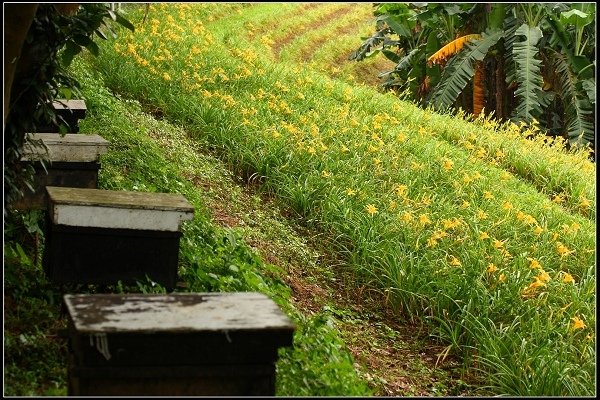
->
[43,186,194,289]
[35,99,87,133]
[11,133,109,210]
[64,292,295,396]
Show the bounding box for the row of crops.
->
[89,3,595,396]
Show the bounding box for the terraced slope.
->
[91,2,595,396]
[245,3,396,85]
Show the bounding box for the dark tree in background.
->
[3,3,133,209]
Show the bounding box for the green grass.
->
[3,52,373,396]
[4,3,595,396]
[87,3,595,396]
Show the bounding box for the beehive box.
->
[11,133,109,210]
[35,99,87,133]
[64,292,295,396]
[43,186,194,289]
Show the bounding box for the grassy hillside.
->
[89,3,595,396]
[4,3,595,397]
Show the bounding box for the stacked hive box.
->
[64,293,295,396]
[23,98,296,396]
[12,132,109,210]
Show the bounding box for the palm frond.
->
[429,30,503,112]
[349,29,387,61]
[427,34,482,66]
[390,47,423,75]
[503,9,519,86]
[549,50,595,146]
[510,24,544,123]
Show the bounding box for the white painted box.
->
[43,187,195,288]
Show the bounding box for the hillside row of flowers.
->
[90,3,595,396]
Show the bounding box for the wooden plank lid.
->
[46,187,195,231]
[63,292,296,334]
[21,133,109,162]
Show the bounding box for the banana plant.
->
[351,2,596,151]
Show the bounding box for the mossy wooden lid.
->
[46,186,195,231]
[21,133,109,162]
[63,292,296,334]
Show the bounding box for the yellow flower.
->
[346,188,356,196]
[562,272,575,284]
[448,256,462,266]
[418,214,431,225]
[556,242,572,257]
[389,200,397,211]
[487,263,498,273]
[442,218,461,230]
[163,72,172,81]
[418,126,427,135]
[523,214,537,225]
[493,239,505,249]
[307,146,316,155]
[483,191,494,200]
[479,231,490,240]
[502,201,514,211]
[552,194,564,204]
[460,200,470,209]
[500,171,511,180]
[476,209,488,220]
[399,211,413,223]
[341,145,349,153]
[522,278,545,296]
[571,316,586,331]
[570,222,581,233]
[373,158,382,166]
[426,237,438,248]
[498,273,506,282]
[533,225,544,235]
[366,204,378,216]
[441,158,454,171]
[395,184,408,198]
[397,132,407,142]
[528,258,542,269]
[537,269,551,283]
[579,196,591,209]
[321,170,331,178]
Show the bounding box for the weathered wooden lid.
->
[53,99,87,111]
[21,133,109,162]
[46,187,195,231]
[63,292,296,334]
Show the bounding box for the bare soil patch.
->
[272,4,357,59]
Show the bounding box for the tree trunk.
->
[3,4,38,131]
[473,61,485,117]
[495,55,504,120]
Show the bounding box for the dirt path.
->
[196,171,485,396]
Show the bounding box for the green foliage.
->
[276,312,373,396]
[4,212,68,396]
[351,3,596,151]
[4,4,132,208]
[89,4,595,395]
[511,24,545,122]
[430,30,503,111]
[548,49,595,145]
